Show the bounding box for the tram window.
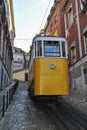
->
[62,41,66,57]
[44,41,60,57]
[37,41,42,56]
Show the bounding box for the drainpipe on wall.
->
[75,0,82,58]
[75,0,85,89]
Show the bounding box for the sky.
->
[13,0,54,52]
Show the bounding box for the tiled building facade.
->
[45,0,87,90]
[0,0,15,90]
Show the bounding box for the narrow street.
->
[0,81,87,130]
[0,0,87,129]
[0,81,57,130]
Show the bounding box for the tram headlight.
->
[50,64,56,69]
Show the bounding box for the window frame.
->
[35,40,42,57]
[34,38,68,59]
[44,41,61,57]
[70,41,77,64]
[68,5,73,28]
[83,31,87,54]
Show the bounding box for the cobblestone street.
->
[0,82,57,130]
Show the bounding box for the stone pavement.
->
[0,81,87,130]
[0,81,18,120]
[61,88,87,116]
[0,81,57,130]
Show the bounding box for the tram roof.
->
[32,35,66,42]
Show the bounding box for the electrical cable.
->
[39,0,52,31]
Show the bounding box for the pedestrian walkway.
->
[0,81,57,130]
[0,81,18,120]
[0,81,87,130]
[0,81,29,130]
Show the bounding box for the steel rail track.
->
[28,94,87,129]
[56,101,87,130]
[45,102,87,130]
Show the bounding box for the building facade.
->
[45,0,87,90]
[45,0,65,37]
[13,47,25,72]
[0,0,15,90]
[63,0,87,89]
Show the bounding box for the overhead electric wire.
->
[39,0,52,31]
[1,1,52,42]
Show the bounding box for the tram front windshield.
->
[44,41,60,57]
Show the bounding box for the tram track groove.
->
[44,102,87,130]
[46,107,68,130]
[57,101,87,129]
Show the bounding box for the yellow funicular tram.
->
[28,35,69,97]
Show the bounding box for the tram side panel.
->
[28,65,34,89]
[34,58,69,96]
